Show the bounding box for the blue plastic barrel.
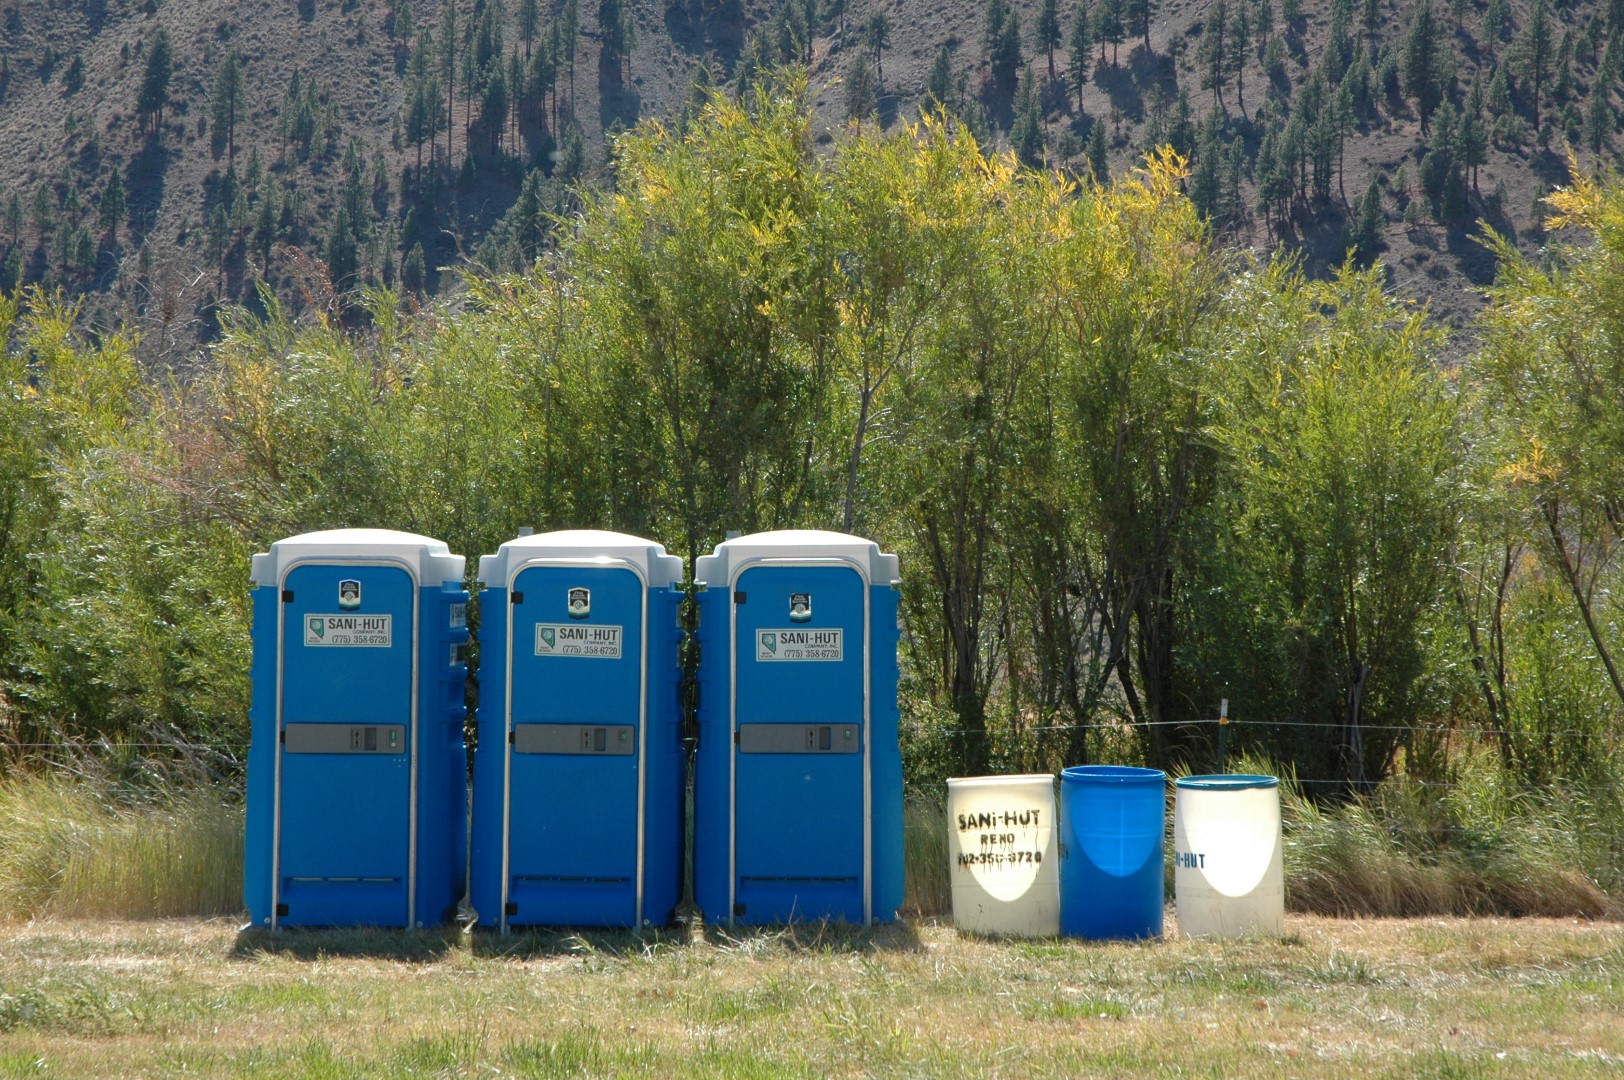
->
[1058,765,1167,940]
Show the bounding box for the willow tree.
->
[560,79,840,563]
[1473,174,1624,718]
[1039,149,1228,770]
[1203,262,1459,788]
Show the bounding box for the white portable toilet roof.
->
[251,528,466,587]
[478,529,683,589]
[694,530,899,588]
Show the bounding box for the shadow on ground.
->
[231,924,464,962]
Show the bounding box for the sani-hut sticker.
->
[305,614,392,647]
[756,628,843,661]
[536,623,622,658]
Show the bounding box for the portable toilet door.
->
[693,530,903,926]
[244,529,469,929]
[469,530,684,931]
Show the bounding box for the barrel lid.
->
[946,773,1055,789]
[1062,765,1166,784]
[478,529,682,589]
[251,528,465,587]
[694,529,899,588]
[1174,774,1279,790]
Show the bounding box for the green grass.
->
[0,916,1620,1077]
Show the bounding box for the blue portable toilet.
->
[469,530,684,930]
[244,529,469,928]
[693,530,903,926]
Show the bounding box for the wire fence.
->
[5,710,1617,812]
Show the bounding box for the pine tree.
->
[1086,118,1108,179]
[528,31,557,131]
[439,0,457,160]
[32,185,53,243]
[1264,33,1287,83]
[1401,0,1442,130]
[1460,75,1488,193]
[4,192,22,245]
[680,55,715,130]
[845,52,876,118]
[1037,0,1062,80]
[1228,0,1250,117]
[1126,0,1154,53]
[507,48,524,146]
[1488,64,1511,117]
[481,66,509,154]
[1326,0,1352,78]
[1168,89,1195,155]
[519,0,539,59]
[1584,88,1612,153]
[254,189,277,272]
[0,248,22,293]
[326,206,359,289]
[985,0,1010,55]
[1519,0,1553,121]
[395,0,415,43]
[1255,122,1286,234]
[402,241,427,294]
[864,11,890,83]
[1345,177,1384,264]
[1282,107,1308,206]
[97,170,125,238]
[212,51,246,163]
[1011,65,1045,165]
[1068,1,1091,111]
[407,30,442,172]
[1482,0,1509,59]
[926,45,955,112]
[137,26,173,136]
[1095,0,1124,65]
[600,0,634,83]
[1555,28,1573,103]
[991,10,1024,91]
[563,0,580,109]
[1199,0,1229,112]
[1188,109,1225,217]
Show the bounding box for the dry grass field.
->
[0,913,1620,1077]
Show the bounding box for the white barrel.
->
[946,775,1059,936]
[1173,774,1284,938]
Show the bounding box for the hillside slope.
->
[0,0,1616,361]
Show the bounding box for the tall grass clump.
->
[0,770,242,920]
[1277,747,1621,918]
[902,787,950,918]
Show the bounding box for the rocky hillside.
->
[1,0,1618,363]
